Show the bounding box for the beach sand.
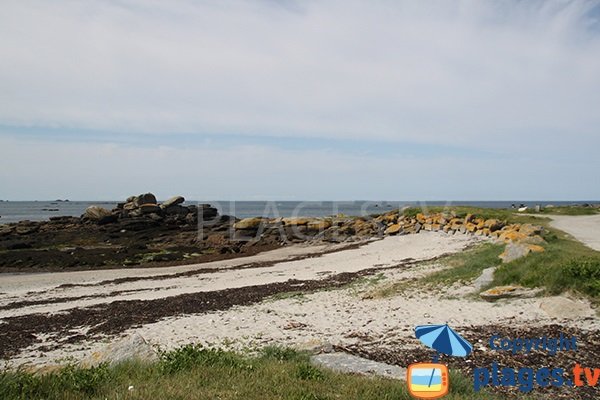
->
[2,228,597,369]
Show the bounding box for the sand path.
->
[547,214,600,251]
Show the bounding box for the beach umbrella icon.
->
[415,324,473,359]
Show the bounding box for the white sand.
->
[0,232,477,318]
[2,230,598,368]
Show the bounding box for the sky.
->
[1,0,599,201]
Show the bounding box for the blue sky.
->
[1,0,599,200]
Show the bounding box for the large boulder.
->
[161,195,185,208]
[80,334,157,367]
[385,223,402,235]
[234,217,265,230]
[133,193,157,207]
[83,206,114,223]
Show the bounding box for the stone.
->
[521,235,546,245]
[80,334,157,367]
[484,219,502,231]
[233,217,265,230]
[123,202,137,211]
[499,230,528,243]
[519,224,542,236]
[473,267,496,290]
[465,222,478,233]
[382,213,398,223]
[0,225,14,236]
[499,242,533,263]
[161,195,185,208]
[310,352,406,381]
[295,340,334,354]
[385,224,402,235]
[527,244,545,253]
[139,203,161,214]
[307,220,332,231]
[163,204,189,217]
[282,217,311,226]
[133,193,157,207]
[539,296,593,319]
[84,206,112,221]
[414,223,422,233]
[480,285,543,302]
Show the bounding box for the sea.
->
[0,200,595,225]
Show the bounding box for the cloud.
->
[1,0,599,148]
[0,1,599,199]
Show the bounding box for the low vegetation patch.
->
[0,345,499,399]
[424,242,504,285]
[368,208,600,302]
[493,229,600,300]
[530,205,599,216]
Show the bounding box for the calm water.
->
[0,200,594,224]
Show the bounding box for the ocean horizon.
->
[1,200,597,225]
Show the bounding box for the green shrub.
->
[58,363,111,396]
[563,258,600,296]
[260,346,306,362]
[295,363,325,381]
[158,344,250,374]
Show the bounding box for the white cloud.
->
[0,0,599,151]
[1,1,599,199]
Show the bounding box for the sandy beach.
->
[2,223,598,370]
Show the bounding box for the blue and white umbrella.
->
[415,324,473,357]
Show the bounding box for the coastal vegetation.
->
[0,346,499,400]
[371,206,600,302]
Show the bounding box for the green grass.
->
[424,242,504,285]
[400,205,546,225]
[493,228,600,299]
[0,345,500,400]
[368,210,600,301]
[528,205,599,216]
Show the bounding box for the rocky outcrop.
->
[83,206,113,222]
[87,193,219,226]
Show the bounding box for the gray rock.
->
[414,223,422,233]
[84,206,112,221]
[473,267,496,290]
[163,204,189,216]
[133,193,157,207]
[139,204,161,214]
[539,296,592,319]
[161,195,185,208]
[311,352,406,380]
[499,243,531,263]
[80,334,158,367]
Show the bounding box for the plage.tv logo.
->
[407,362,449,399]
